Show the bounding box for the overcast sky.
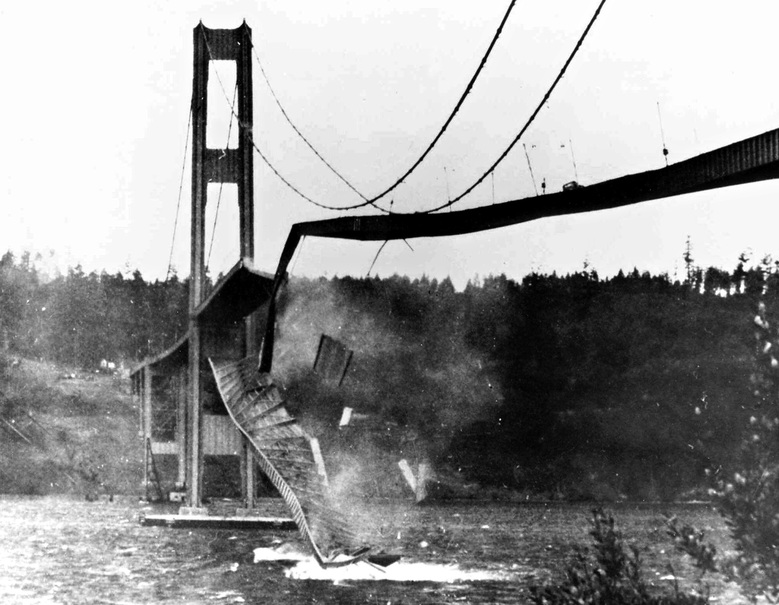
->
[2,1,779,288]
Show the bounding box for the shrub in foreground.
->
[529,508,707,605]
[668,301,779,603]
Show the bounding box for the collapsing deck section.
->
[209,356,369,567]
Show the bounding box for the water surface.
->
[0,496,740,604]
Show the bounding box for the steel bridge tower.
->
[188,21,256,508]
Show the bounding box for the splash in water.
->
[255,545,510,583]
[286,559,510,582]
[253,544,309,564]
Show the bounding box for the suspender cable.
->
[206,80,239,272]
[165,100,193,282]
[523,143,539,196]
[366,241,389,276]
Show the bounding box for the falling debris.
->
[398,459,417,493]
[417,462,432,502]
[398,459,432,503]
[310,438,329,485]
[339,407,353,428]
[313,335,353,386]
[338,406,372,428]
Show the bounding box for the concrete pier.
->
[140,512,295,530]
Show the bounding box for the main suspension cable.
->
[361,0,518,207]
[420,0,608,214]
[249,40,384,210]
[254,0,518,210]
[216,0,517,213]
[202,30,380,212]
[202,0,604,217]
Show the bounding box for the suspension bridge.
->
[135,4,779,568]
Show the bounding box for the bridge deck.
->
[259,127,779,371]
[293,127,779,243]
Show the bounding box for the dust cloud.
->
[270,277,503,520]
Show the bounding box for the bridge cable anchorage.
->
[201,31,381,213]
[165,99,193,282]
[249,40,388,213]
[206,79,239,272]
[415,0,609,215]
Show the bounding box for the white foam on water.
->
[209,590,245,602]
[284,559,506,583]
[255,542,511,583]
[253,545,309,563]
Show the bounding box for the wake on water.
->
[253,545,510,583]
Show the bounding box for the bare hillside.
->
[0,354,142,497]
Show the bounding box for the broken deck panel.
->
[313,335,353,385]
[140,513,296,530]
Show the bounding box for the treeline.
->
[0,251,188,368]
[278,258,774,500]
[1,247,775,498]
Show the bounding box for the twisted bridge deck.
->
[209,356,370,568]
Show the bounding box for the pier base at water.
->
[178,506,209,515]
[140,512,296,530]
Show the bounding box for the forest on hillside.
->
[0,251,189,368]
[1,248,776,499]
